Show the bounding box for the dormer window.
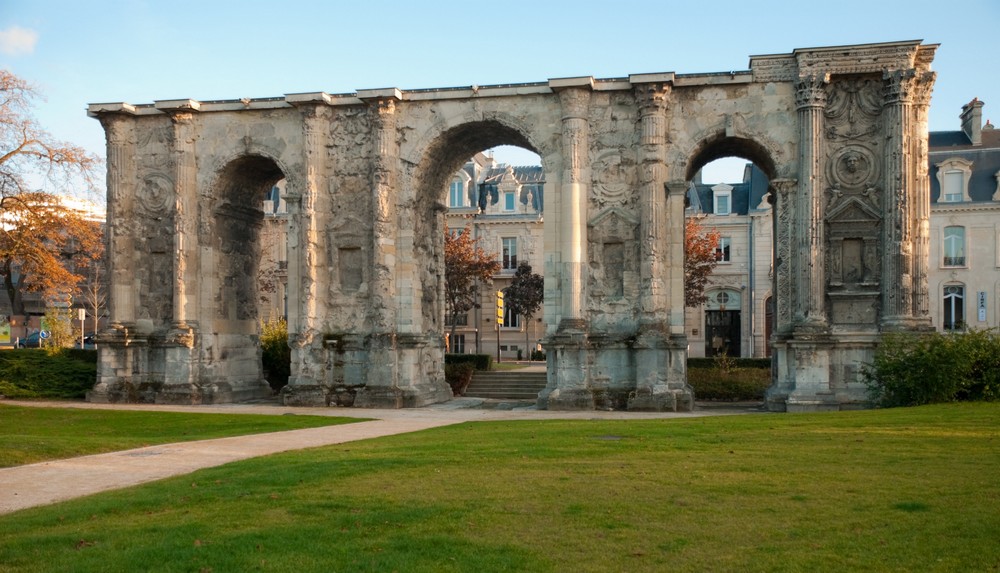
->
[712,184,732,216]
[935,158,973,203]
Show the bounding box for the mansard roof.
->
[929,125,1000,203]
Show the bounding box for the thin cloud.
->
[0,26,39,56]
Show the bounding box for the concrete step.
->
[464,370,547,400]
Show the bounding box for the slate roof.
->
[929,126,1000,203]
[691,163,770,215]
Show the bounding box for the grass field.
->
[0,404,361,467]
[1,403,998,572]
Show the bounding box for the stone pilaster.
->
[556,86,591,331]
[910,72,936,323]
[880,69,920,329]
[770,179,797,336]
[285,103,328,392]
[161,110,199,394]
[89,113,138,403]
[794,74,829,331]
[635,82,670,328]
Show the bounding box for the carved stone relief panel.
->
[587,208,639,304]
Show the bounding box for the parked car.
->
[17,332,42,348]
[75,334,96,350]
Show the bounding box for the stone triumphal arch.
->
[87,41,937,412]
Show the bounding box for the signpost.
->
[496,290,504,363]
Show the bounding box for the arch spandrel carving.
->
[87,40,935,413]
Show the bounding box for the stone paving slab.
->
[0,399,760,515]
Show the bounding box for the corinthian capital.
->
[795,74,829,109]
[558,87,591,121]
[882,69,918,104]
[635,82,671,116]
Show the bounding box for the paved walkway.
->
[0,398,762,515]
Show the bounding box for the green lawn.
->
[1,404,998,572]
[0,404,362,467]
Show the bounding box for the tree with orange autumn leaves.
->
[684,217,722,308]
[444,228,500,345]
[0,69,103,315]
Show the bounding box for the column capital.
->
[795,74,829,109]
[882,69,918,104]
[634,82,672,115]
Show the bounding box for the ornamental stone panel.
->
[87,40,936,412]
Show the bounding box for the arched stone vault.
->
[87,40,937,412]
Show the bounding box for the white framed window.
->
[452,334,465,354]
[712,184,732,216]
[449,179,465,207]
[501,237,517,270]
[503,191,516,212]
[715,237,732,263]
[502,304,520,328]
[943,226,966,267]
[943,284,965,331]
[935,158,973,203]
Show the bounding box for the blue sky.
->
[3,0,998,186]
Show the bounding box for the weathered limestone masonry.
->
[87,41,936,411]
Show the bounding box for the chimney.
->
[960,98,984,146]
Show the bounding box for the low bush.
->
[260,318,291,393]
[444,353,492,371]
[0,348,98,399]
[687,366,771,401]
[687,357,771,370]
[863,329,1000,408]
[444,362,475,396]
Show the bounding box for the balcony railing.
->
[943,256,965,267]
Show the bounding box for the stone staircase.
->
[463,370,548,400]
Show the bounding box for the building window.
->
[713,185,732,216]
[943,285,965,331]
[452,334,465,354]
[935,158,973,203]
[502,304,520,328]
[449,179,465,207]
[942,171,963,202]
[943,226,966,267]
[502,237,517,270]
[715,237,732,262]
[444,312,468,327]
[503,191,516,212]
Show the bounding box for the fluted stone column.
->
[794,74,829,331]
[635,82,670,327]
[880,70,921,330]
[161,110,199,396]
[88,112,138,402]
[540,81,594,411]
[910,72,936,324]
[282,98,331,405]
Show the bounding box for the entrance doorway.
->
[705,289,742,357]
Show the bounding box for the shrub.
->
[260,318,291,393]
[445,363,475,396]
[687,366,771,401]
[445,353,493,371]
[0,348,97,399]
[863,329,1000,408]
[530,350,546,361]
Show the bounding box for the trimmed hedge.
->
[0,348,98,399]
[445,353,493,371]
[688,357,771,370]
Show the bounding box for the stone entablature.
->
[87,41,936,412]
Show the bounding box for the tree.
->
[684,217,721,308]
[79,230,108,335]
[504,262,544,357]
[0,69,103,315]
[444,228,500,350]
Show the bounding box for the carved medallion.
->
[593,152,631,207]
[139,173,174,214]
[828,145,878,190]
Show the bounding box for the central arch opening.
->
[415,120,548,399]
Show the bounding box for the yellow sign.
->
[496,290,505,320]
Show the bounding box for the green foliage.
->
[42,306,74,348]
[260,318,290,393]
[0,348,97,399]
[863,329,1000,408]
[445,353,493,371]
[444,362,475,396]
[531,349,546,361]
[687,357,771,401]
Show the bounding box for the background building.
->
[928,98,1000,331]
